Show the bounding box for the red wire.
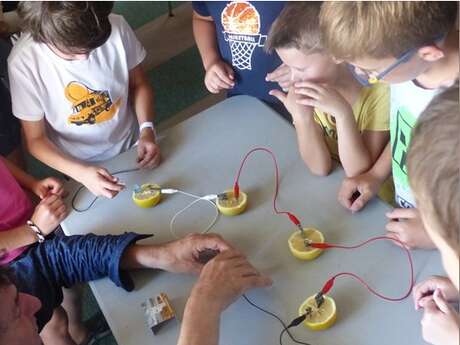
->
[234,147,293,218]
[233,148,414,302]
[316,236,415,302]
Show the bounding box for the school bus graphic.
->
[66,82,120,126]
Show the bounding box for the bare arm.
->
[21,119,123,198]
[21,119,86,180]
[0,156,37,191]
[192,11,221,70]
[270,88,332,176]
[0,224,37,252]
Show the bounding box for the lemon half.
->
[288,228,325,260]
[132,184,161,208]
[299,294,337,331]
[216,190,248,216]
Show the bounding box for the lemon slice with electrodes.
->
[132,184,161,208]
[298,294,337,331]
[216,190,248,216]
[288,228,325,260]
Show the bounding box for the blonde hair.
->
[319,1,458,60]
[265,2,323,54]
[408,84,460,250]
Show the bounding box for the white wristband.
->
[139,121,156,138]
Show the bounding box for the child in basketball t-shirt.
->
[192,1,291,119]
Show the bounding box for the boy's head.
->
[265,1,335,83]
[408,84,459,290]
[18,1,114,59]
[320,1,458,85]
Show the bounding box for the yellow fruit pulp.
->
[132,184,161,208]
[288,228,325,260]
[216,190,248,216]
[298,294,337,331]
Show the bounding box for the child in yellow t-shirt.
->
[265,2,393,203]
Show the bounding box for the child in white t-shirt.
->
[9,2,161,200]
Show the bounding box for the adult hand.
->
[337,171,382,212]
[79,166,124,199]
[31,177,65,199]
[414,276,459,310]
[385,208,435,249]
[204,60,235,94]
[137,128,161,169]
[190,249,273,313]
[266,63,292,91]
[31,194,67,235]
[150,233,235,274]
[420,289,460,345]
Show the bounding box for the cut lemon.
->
[288,228,325,260]
[132,184,161,208]
[299,294,337,331]
[216,190,247,216]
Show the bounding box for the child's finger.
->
[384,231,405,248]
[296,98,317,107]
[266,64,289,81]
[268,89,287,103]
[214,68,234,86]
[433,289,451,314]
[294,81,325,93]
[386,207,418,220]
[214,77,233,90]
[97,168,117,182]
[349,190,372,212]
[295,87,320,99]
[222,64,235,80]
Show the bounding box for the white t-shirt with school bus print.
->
[8,14,146,162]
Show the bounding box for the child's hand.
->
[79,166,125,199]
[266,63,292,91]
[31,194,67,235]
[137,128,161,169]
[269,87,314,120]
[385,208,435,249]
[204,60,235,94]
[32,177,65,199]
[414,276,459,310]
[420,289,460,345]
[338,172,381,212]
[294,81,353,120]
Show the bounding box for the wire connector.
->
[160,188,179,194]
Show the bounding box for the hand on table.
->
[79,166,125,199]
[337,171,383,212]
[137,128,161,169]
[31,177,65,199]
[414,276,459,310]
[204,60,235,94]
[190,249,273,313]
[31,194,67,235]
[266,63,293,91]
[149,233,235,274]
[419,289,460,345]
[385,208,435,249]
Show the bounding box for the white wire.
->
[169,190,220,239]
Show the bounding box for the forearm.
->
[24,134,86,181]
[132,81,155,126]
[367,142,392,183]
[336,115,372,177]
[178,293,221,345]
[193,14,221,70]
[294,115,332,176]
[0,156,37,191]
[0,224,37,251]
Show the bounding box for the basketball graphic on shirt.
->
[222,2,260,34]
[65,82,121,126]
[221,1,267,70]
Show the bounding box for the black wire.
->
[242,294,311,345]
[71,167,141,212]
